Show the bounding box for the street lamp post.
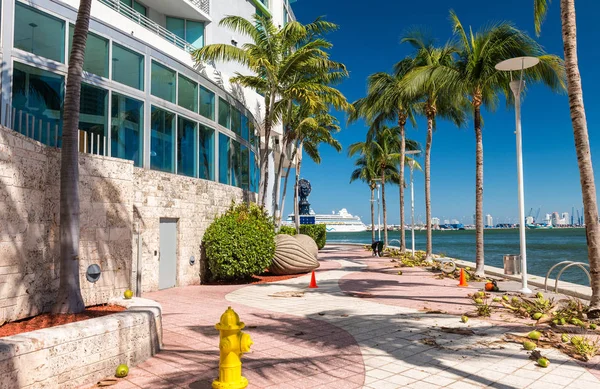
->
[495,56,539,294]
[404,150,420,260]
[376,182,381,242]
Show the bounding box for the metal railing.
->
[98,0,196,53]
[189,0,210,14]
[544,260,591,292]
[3,104,107,157]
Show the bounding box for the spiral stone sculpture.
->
[294,234,318,259]
[270,234,320,275]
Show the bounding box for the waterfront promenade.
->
[85,245,600,389]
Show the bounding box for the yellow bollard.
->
[213,306,253,389]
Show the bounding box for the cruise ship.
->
[287,208,368,232]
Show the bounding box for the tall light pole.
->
[404,150,420,259]
[376,182,381,242]
[495,56,539,294]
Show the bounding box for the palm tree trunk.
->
[52,0,92,314]
[371,186,375,243]
[425,114,433,260]
[382,168,388,247]
[259,94,274,208]
[560,0,600,317]
[272,145,286,221]
[399,120,406,252]
[294,144,303,234]
[474,104,485,276]
[277,144,298,228]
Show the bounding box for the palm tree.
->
[52,0,93,314]
[349,126,405,247]
[192,15,347,208]
[534,1,600,317]
[448,11,565,276]
[400,34,468,260]
[292,112,342,233]
[350,155,379,242]
[349,59,418,253]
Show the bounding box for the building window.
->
[178,75,198,112]
[219,133,230,184]
[79,84,108,155]
[199,124,214,181]
[120,0,147,16]
[231,108,242,136]
[200,86,215,120]
[241,145,249,190]
[218,98,231,129]
[241,115,249,141]
[230,139,242,188]
[69,25,109,78]
[150,106,176,173]
[250,151,258,193]
[249,120,257,147]
[151,61,176,103]
[177,116,197,178]
[111,92,144,167]
[284,8,289,25]
[12,62,64,146]
[112,43,144,90]
[166,17,204,47]
[14,2,65,63]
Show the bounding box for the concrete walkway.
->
[86,245,600,388]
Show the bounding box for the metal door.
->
[159,219,177,290]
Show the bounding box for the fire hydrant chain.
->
[213,306,253,389]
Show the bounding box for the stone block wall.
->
[0,125,255,322]
[0,127,134,322]
[133,169,255,292]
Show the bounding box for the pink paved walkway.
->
[84,257,364,389]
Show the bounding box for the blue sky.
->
[282,0,600,225]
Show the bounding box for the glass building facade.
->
[6,0,259,193]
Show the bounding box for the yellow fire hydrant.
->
[213,306,253,389]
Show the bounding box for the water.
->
[328,228,591,286]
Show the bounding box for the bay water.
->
[327,228,590,286]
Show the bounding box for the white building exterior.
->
[0,0,296,213]
[485,214,493,227]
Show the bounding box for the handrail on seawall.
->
[544,260,591,293]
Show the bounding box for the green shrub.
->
[203,202,275,281]
[278,224,327,249]
[278,226,297,236]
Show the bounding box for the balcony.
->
[98,0,209,53]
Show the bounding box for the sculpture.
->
[298,178,311,216]
[270,235,320,275]
[294,234,318,259]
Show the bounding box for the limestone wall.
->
[133,169,255,291]
[0,126,254,323]
[0,297,162,389]
[0,127,134,323]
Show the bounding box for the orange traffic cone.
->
[309,271,318,289]
[458,268,469,287]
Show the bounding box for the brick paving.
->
[86,245,600,388]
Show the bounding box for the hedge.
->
[203,202,275,281]
[278,224,327,250]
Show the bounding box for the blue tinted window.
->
[200,86,215,119]
[199,125,214,180]
[14,3,65,63]
[151,61,176,103]
[151,106,175,173]
[112,44,144,90]
[231,108,241,136]
[177,116,197,177]
[111,92,144,166]
[241,145,249,190]
[80,84,108,155]
[219,133,230,184]
[178,75,198,112]
[218,98,230,129]
[69,25,109,78]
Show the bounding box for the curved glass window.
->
[219,133,230,184]
[178,75,198,112]
[79,84,108,155]
[200,86,215,120]
[111,92,144,166]
[177,116,197,178]
[250,151,259,193]
[12,62,64,147]
[69,25,109,78]
[112,44,144,90]
[241,145,249,190]
[199,124,214,181]
[151,106,176,173]
[14,2,65,63]
[151,61,176,103]
[231,108,241,136]
[241,115,249,141]
[218,98,231,129]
